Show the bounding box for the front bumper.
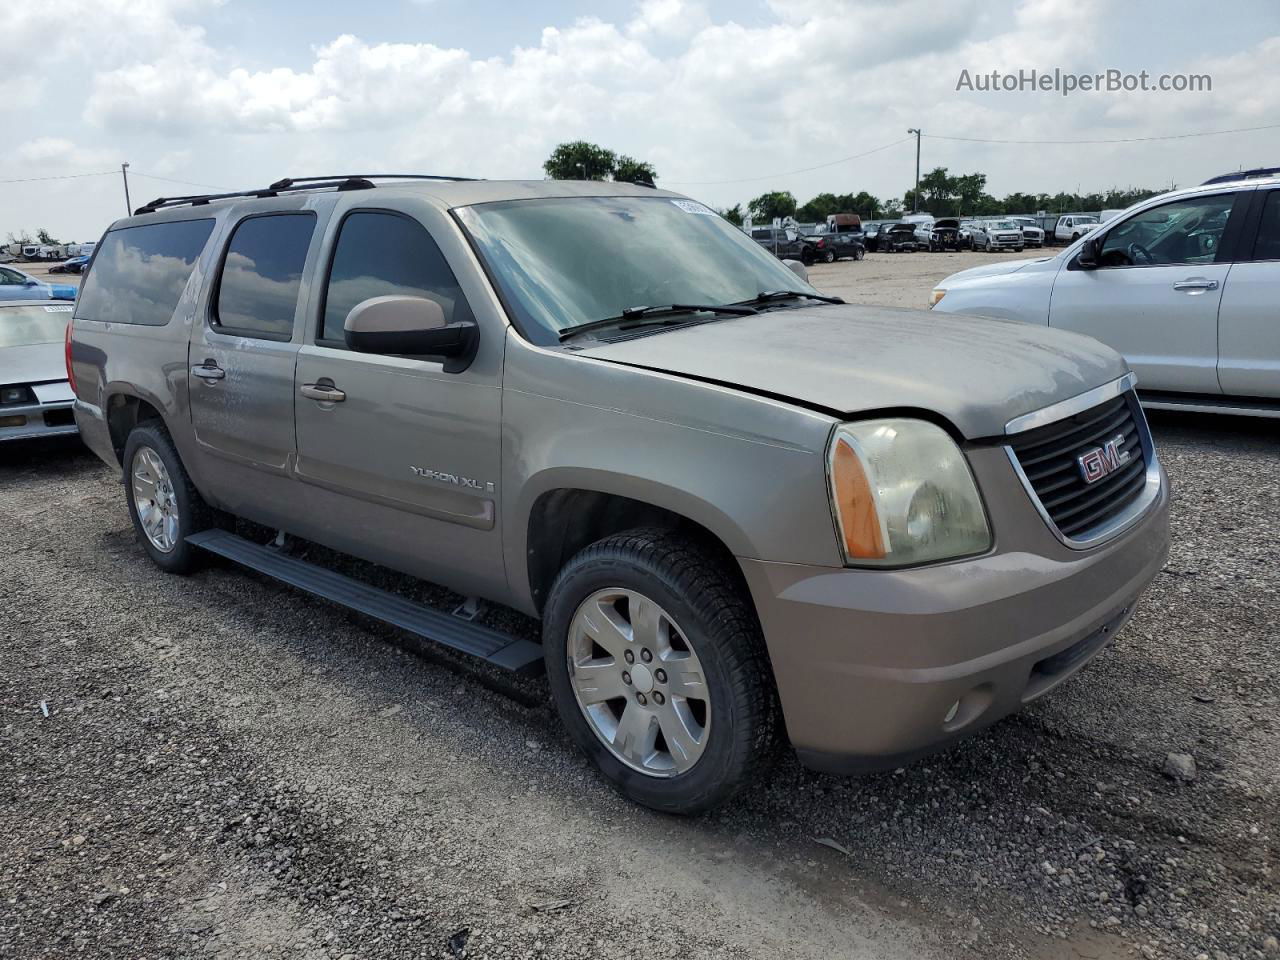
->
[0,384,78,442]
[739,455,1170,774]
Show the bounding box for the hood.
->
[577,304,1127,439]
[2,341,67,386]
[941,256,1054,284]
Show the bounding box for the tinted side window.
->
[321,211,470,345]
[75,219,215,325]
[1097,195,1234,267]
[1251,191,1280,261]
[215,214,316,339]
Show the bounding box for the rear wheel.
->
[543,529,778,814]
[123,422,223,574]
[821,249,835,264]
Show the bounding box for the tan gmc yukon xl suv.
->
[68,175,1170,813]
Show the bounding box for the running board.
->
[186,530,544,675]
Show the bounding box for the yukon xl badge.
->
[410,465,495,493]
[1077,434,1130,485]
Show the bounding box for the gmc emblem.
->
[1077,434,1131,484]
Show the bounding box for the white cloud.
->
[4,0,1280,239]
[16,137,116,169]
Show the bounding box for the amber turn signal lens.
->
[831,437,886,559]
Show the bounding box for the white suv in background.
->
[930,176,1280,416]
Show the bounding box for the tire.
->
[122,421,223,574]
[543,528,779,814]
[1015,246,1024,253]
[822,250,835,264]
[854,247,865,261]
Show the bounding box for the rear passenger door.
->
[188,208,323,522]
[1217,188,1280,398]
[292,207,506,600]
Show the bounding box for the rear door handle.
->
[191,362,225,381]
[300,383,346,403]
[1172,278,1219,292]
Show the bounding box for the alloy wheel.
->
[566,588,710,777]
[131,445,180,553]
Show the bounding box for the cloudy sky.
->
[5,0,1280,240]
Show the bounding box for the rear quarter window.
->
[75,218,215,326]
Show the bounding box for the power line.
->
[130,171,227,190]
[0,171,116,185]
[666,137,912,186]
[924,121,1280,145]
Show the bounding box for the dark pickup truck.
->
[802,229,866,262]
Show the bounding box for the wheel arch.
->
[105,387,169,465]
[520,477,753,616]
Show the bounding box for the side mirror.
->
[23,277,39,285]
[345,295,478,371]
[1076,236,1100,270]
[782,259,808,282]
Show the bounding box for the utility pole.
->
[121,162,132,215]
[907,128,921,213]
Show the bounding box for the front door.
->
[188,209,320,520]
[1048,192,1242,395]
[1218,187,1280,398]
[292,208,505,600]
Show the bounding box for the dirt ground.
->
[2,251,1277,960]
[806,248,1046,307]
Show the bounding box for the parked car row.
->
[750,223,866,264]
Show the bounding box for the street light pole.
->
[906,129,921,213]
[121,162,132,215]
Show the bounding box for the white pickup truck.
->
[1052,214,1100,244]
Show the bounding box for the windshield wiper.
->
[736,290,845,306]
[558,303,758,342]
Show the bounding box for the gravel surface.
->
[2,254,1277,959]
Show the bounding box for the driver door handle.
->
[191,362,225,381]
[300,382,346,403]
[1172,279,1218,292]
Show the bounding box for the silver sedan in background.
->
[0,300,79,442]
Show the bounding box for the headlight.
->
[929,288,947,307]
[827,419,990,567]
[0,385,35,405]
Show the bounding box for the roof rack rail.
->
[1202,166,1280,185]
[134,173,480,216]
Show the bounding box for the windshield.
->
[991,220,1017,229]
[0,303,73,348]
[456,196,813,344]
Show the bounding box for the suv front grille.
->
[1007,392,1150,541]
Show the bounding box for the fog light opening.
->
[0,415,28,428]
[941,684,994,733]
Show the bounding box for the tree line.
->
[727,170,1164,226]
[540,142,1166,226]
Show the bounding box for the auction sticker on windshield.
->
[670,199,716,216]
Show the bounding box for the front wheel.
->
[543,529,779,814]
[853,247,865,261]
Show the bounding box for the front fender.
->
[500,335,844,613]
